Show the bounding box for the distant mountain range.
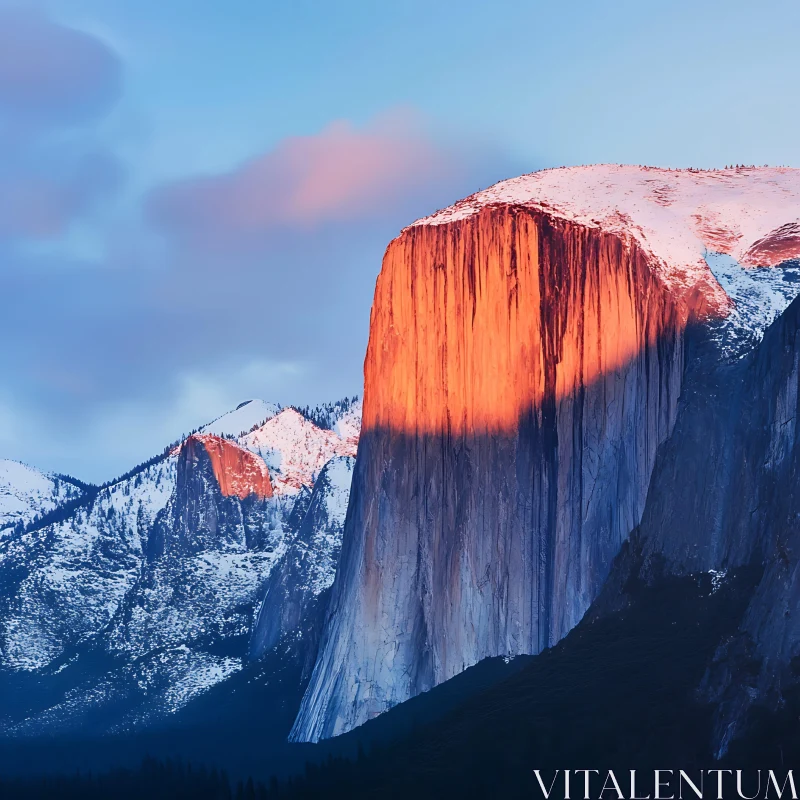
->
[0,397,359,738]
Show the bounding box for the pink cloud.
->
[147,110,458,245]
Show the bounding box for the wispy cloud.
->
[0,92,514,479]
[146,109,459,250]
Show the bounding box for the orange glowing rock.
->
[363,206,682,437]
[293,166,800,743]
[183,434,273,500]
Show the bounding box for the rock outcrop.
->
[187,434,274,500]
[293,165,800,742]
[249,456,355,673]
[150,434,277,557]
[292,209,684,741]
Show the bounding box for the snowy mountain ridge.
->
[0,460,86,537]
[0,395,361,735]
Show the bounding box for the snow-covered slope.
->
[0,460,84,536]
[0,455,176,672]
[0,396,361,735]
[240,406,358,494]
[332,400,361,447]
[201,399,281,437]
[705,253,800,358]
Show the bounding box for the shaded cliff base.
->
[267,567,800,800]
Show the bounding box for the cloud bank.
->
[0,6,121,127]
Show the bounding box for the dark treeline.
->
[0,756,279,800]
[4,572,797,799]
[0,753,376,800]
[291,396,360,432]
[262,570,793,799]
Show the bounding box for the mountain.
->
[200,399,281,437]
[9,160,800,780]
[0,454,175,675]
[249,455,355,671]
[0,397,360,737]
[291,165,800,746]
[239,406,358,494]
[0,460,87,537]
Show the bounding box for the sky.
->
[1,0,799,482]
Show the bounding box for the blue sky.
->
[1,0,799,481]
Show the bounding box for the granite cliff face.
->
[187,434,274,500]
[293,165,800,742]
[293,209,685,741]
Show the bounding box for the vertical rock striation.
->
[292,166,800,743]
[292,206,685,741]
[188,434,274,500]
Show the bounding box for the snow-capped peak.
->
[414,165,800,318]
[200,399,281,438]
[238,407,358,495]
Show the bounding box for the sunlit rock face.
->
[292,206,685,742]
[188,434,274,500]
[293,165,800,743]
[156,434,276,556]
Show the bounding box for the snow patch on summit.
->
[201,400,281,438]
[415,165,800,319]
[239,408,357,495]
